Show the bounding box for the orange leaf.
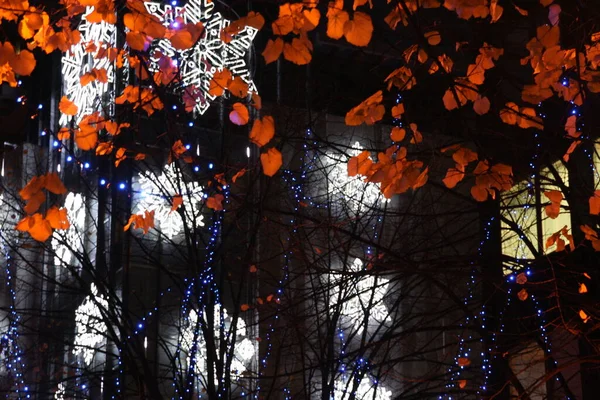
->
[471,185,489,202]
[391,104,404,119]
[262,38,284,64]
[260,148,283,177]
[343,11,373,47]
[19,175,46,200]
[228,76,249,98]
[10,49,36,76]
[208,68,232,97]
[75,128,98,151]
[580,309,591,323]
[171,195,183,212]
[240,304,250,311]
[126,31,148,51]
[96,142,114,156]
[45,206,70,230]
[390,127,405,142]
[543,190,562,219]
[283,36,312,65]
[579,283,588,294]
[458,380,467,389]
[457,357,471,367]
[589,191,600,215]
[59,96,78,116]
[473,96,490,115]
[326,5,349,40]
[232,168,247,183]
[249,116,275,147]
[24,190,45,214]
[57,127,71,140]
[44,172,67,195]
[229,103,249,126]
[443,167,465,189]
[206,194,225,211]
[124,210,155,234]
[345,90,384,126]
[409,123,422,144]
[249,264,257,273]
[425,30,441,45]
[518,288,529,301]
[516,272,528,285]
[115,147,127,167]
[19,213,52,242]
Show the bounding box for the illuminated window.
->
[144,0,258,115]
[181,305,255,381]
[73,283,108,366]
[326,141,388,212]
[329,258,390,334]
[501,161,571,274]
[509,342,547,399]
[333,376,392,400]
[61,7,116,126]
[135,164,205,238]
[51,193,86,267]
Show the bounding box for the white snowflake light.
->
[54,383,65,400]
[144,0,258,114]
[330,258,390,333]
[136,164,204,238]
[73,283,108,366]
[327,142,388,211]
[52,193,86,267]
[332,377,392,400]
[181,305,255,381]
[61,7,116,125]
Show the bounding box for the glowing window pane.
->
[136,164,204,238]
[181,305,255,380]
[326,142,388,211]
[333,377,392,400]
[329,258,390,333]
[73,283,108,366]
[51,193,86,267]
[61,7,116,126]
[144,0,258,115]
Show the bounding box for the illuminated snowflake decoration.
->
[73,283,108,366]
[144,0,258,114]
[330,259,390,334]
[332,377,392,400]
[54,383,65,400]
[326,142,388,211]
[181,305,255,380]
[52,193,86,267]
[136,164,204,238]
[61,7,116,126]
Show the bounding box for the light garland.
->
[181,305,255,383]
[73,283,108,366]
[54,383,65,400]
[136,163,205,238]
[330,258,390,334]
[60,7,116,126]
[326,142,388,212]
[51,193,86,267]
[144,0,258,115]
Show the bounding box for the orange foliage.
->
[124,210,155,234]
[229,103,249,126]
[345,90,385,126]
[543,190,562,219]
[249,116,275,147]
[260,148,283,177]
[206,194,225,211]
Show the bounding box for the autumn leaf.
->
[59,96,78,116]
[473,96,490,115]
[425,31,441,46]
[232,168,247,183]
[458,380,467,389]
[249,116,275,147]
[249,264,257,273]
[228,76,249,98]
[343,12,373,47]
[229,103,249,126]
[115,147,127,167]
[283,36,313,65]
[10,48,36,76]
[390,127,405,142]
[391,104,404,119]
[260,148,283,177]
[580,309,591,323]
[518,288,529,301]
[240,304,250,311]
[208,68,232,97]
[443,166,465,189]
[75,128,98,151]
[45,206,70,230]
[589,191,600,215]
[345,90,385,126]
[262,38,284,64]
[579,283,588,294]
[206,194,225,211]
[457,357,471,367]
[516,272,528,285]
[171,195,183,212]
[96,142,113,156]
[44,172,67,195]
[543,190,562,219]
[17,213,52,242]
[326,2,349,39]
[124,210,155,234]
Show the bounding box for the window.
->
[501,161,570,274]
